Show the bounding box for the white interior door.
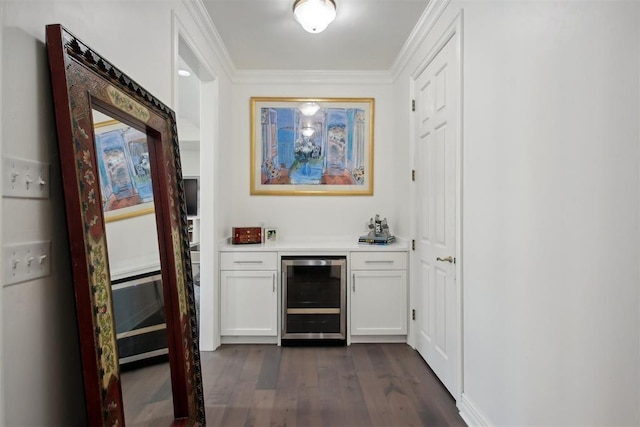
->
[414,31,460,398]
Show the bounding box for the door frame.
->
[172,11,221,351]
[409,11,464,399]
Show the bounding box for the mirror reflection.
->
[92,110,174,424]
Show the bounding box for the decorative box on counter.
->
[232,227,262,244]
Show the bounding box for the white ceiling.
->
[201,0,431,71]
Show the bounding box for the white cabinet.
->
[217,245,410,343]
[220,251,277,336]
[350,251,407,336]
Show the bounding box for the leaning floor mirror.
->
[46,24,205,426]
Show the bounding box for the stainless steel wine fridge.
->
[281,256,347,343]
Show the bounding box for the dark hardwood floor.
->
[121,343,466,427]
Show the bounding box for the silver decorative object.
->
[368,214,390,238]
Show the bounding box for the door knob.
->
[436,256,454,263]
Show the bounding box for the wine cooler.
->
[281,256,346,342]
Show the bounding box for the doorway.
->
[175,26,219,351]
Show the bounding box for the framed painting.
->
[94,119,155,221]
[250,97,374,195]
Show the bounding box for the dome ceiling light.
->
[299,101,320,116]
[301,126,315,137]
[293,0,336,34]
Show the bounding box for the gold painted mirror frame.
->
[46,24,205,425]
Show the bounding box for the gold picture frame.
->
[250,97,374,195]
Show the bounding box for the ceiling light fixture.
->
[293,0,336,34]
[178,69,192,77]
[299,102,320,116]
[301,126,315,137]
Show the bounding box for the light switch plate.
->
[3,241,51,286]
[2,155,50,199]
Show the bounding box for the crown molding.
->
[181,0,237,80]
[182,0,442,86]
[390,0,452,81]
[232,69,393,85]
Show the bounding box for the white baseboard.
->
[458,393,492,427]
[349,335,407,344]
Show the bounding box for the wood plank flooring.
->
[121,343,466,427]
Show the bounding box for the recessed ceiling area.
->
[201,0,431,71]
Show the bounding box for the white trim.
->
[410,14,460,80]
[408,11,464,400]
[454,10,465,404]
[0,1,5,424]
[458,393,492,427]
[349,335,406,344]
[233,69,393,85]
[637,4,640,417]
[199,78,220,350]
[391,0,453,82]
[171,11,218,95]
[181,0,235,80]
[171,9,221,351]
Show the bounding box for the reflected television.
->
[184,177,199,217]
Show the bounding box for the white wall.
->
[106,214,160,279]
[225,82,403,240]
[396,1,639,425]
[0,0,232,424]
[179,142,201,176]
[0,2,6,423]
[463,2,639,424]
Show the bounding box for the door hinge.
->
[412,239,415,251]
[411,99,416,112]
[412,309,416,320]
[411,169,416,182]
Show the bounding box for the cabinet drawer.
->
[220,251,278,270]
[351,251,407,270]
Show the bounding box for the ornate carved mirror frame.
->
[46,24,205,425]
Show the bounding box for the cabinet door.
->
[351,270,407,335]
[220,270,277,336]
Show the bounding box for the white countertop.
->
[219,236,409,252]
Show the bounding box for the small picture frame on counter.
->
[265,227,278,243]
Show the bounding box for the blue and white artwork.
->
[95,125,153,212]
[260,106,367,186]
